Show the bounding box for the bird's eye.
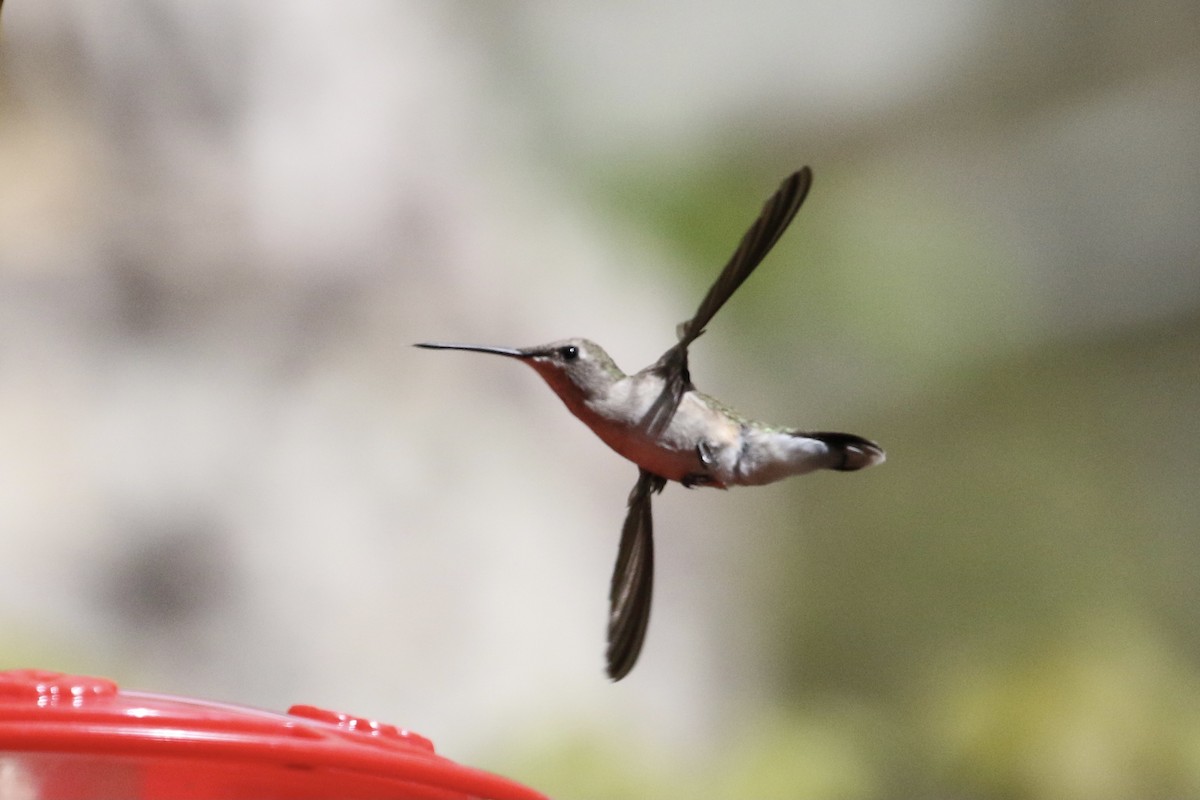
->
[559,345,579,361]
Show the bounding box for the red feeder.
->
[0,669,546,800]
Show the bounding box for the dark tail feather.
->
[801,432,886,471]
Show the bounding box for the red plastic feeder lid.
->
[0,669,546,800]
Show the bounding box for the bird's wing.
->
[606,468,666,680]
[610,173,811,675]
[639,168,814,437]
[677,167,812,348]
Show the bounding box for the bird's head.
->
[415,337,625,408]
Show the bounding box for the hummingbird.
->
[417,167,884,681]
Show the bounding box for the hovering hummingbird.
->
[417,167,884,681]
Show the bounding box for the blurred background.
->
[2,1,1199,798]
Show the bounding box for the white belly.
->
[577,383,744,485]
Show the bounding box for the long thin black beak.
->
[414,342,528,359]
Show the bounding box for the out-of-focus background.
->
[2,2,1199,798]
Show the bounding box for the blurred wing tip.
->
[606,649,635,681]
[784,166,814,204]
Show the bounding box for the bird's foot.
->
[681,472,716,488]
[681,440,720,488]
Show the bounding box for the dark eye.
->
[559,345,579,361]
